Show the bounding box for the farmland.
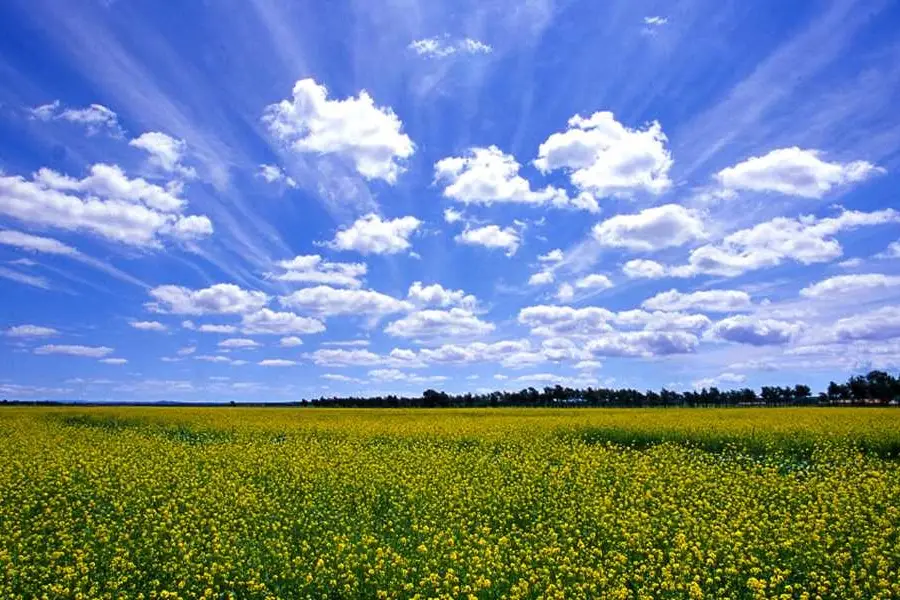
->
[1,407,899,599]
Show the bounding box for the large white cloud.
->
[708,315,802,346]
[384,308,495,339]
[263,78,414,183]
[534,111,673,197]
[327,214,421,255]
[434,146,598,212]
[642,289,752,312]
[716,147,883,198]
[592,204,706,251]
[279,285,411,318]
[271,255,366,288]
[148,284,269,315]
[455,224,521,256]
[0,164,211,246]
[130,132,196,178]
[240,308,326,335]
[799,273,900,298]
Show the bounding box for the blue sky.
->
[2,0,899,402]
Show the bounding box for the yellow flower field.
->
[1,407,898,599]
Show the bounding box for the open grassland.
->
[1,407,899,599]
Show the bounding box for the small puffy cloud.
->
[321,339,370,347]
[279,336,303,347]
[644,16,668,26]
[100,358,128,365]
[642,289,752,312]
[263,78,414,183]
[539,249,564,263]
[587,331,699,357]
[529,270,555,286]
[0,230,78,255]
[148,284,269,315]
[34,344,113,358]
[0,164,211,247]
[555,283,575,302]
[593,204,706,251]
[622,259,668,279]
[327,214,421,255]
[322,373,359,382]
[443,208,463,224]
[407,281,477,311]
[280,285,411,318]
[307,347,424,368]
[241,308,325,335]
[384,308,495,339]
[435,146,598,212]
[693,372,745,389]
[194,354,233,363]
[575,360,603,370]
[534,111,672,197]
[218,338,261,349]
[257,164,297,188]
[176,346,196,356]
[799,273,900,298]
[258,359,297,367]
[6,325,58,337]
[519,305,710,338]
[197,324,238,334]
[409,36,493,58]
[130,320,168,332]
[708,315,802,345]
[574,274,613,290]
[716,147,884,198]
[31,101,121,135]
[129,132,196,177]
[272,255,366,288]
[826,306,900,343]
[455,224,521,256]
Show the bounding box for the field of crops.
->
[1,407,899,599]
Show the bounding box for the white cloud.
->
[6,325,58,337]
[574,274,614,291]
[555,283,574,302]
[879,240,900,258]
[263,78,414,183]
[0,230,78,255]
[407,281,477,311]
[799,273,900,298]
[518,305,710,338]
[321,339,370,348]
[592,204,706,251]
[586,331,699,357]
[708,315,802,346]
[218,338,261,349]
[384,308,494,339]
[0,267,50,289]
[272,255,366,288]
[529,270,555,286]
[257,164,297,188]
[129,132,196,177]
[307,347,424,368]
[279,336,303,347]
[443,208,463,224]
[575,360,603,370]
[258,359,297,367]
[148,284,269,315]
[130,320,168,332]
[716,147,884,198]
[693,372,745,389]
[539,249,564,263]
[241,308,325,335]
[644,16,668,26]
[455,224,521,256]
[176,346,196,356]
[534,111,672,197]
[280,285,411,318]
[34,344,113,358]
[100,358,128,365]
[0,164,212,247]
[642,289,752,312]
[31,101,121,135]
[409,36,493,58]
[197,324,238,334]
[327,214,421,255]
[829,306,900,343]
[622,259,668,279]
[322,373,359,382]
[435,146,598,212]
[194,354,233,363]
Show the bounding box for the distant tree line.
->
[306,370,900,408]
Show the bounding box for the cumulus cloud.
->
[443,208,463,224]
[280,285,411,318]
[642,289,752,312]
[534,111,672,197]
[409,36,493,58]
[257,164,297,188]
[593,204,706,251]
[529,270,555,286]
[148,284,269,315]
[100,358,128,365]
[716,147,884,198]
[622,259,668,279]
[129,132,196,178]
[130,320,168,332]
[0,164,212,247]
[196,324,238,334]
[279,336,303,347]
[455,224,521,256]
[829,306,900,343]
[643,16,668,26]
[587,331,699,357]
[435,146,598,212]
[368,368,448,384]
[799,273,900,298]
[263,78,414,183]
[307,347,424,368]
[241,308,325,335]
[693,372,745,389]
[6,325,58,337]
[574,274,614,291]
[0,230,78,255]
[258,359,297,367]
[518,305,710,338]
[218,338,261,349]
[384,308,495,339]
[271,255,366,288]
[708,315,802,345]
[407,281,477,311]
[34,344,113,358]
[327,214,421,255]
[31,101,121,135]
